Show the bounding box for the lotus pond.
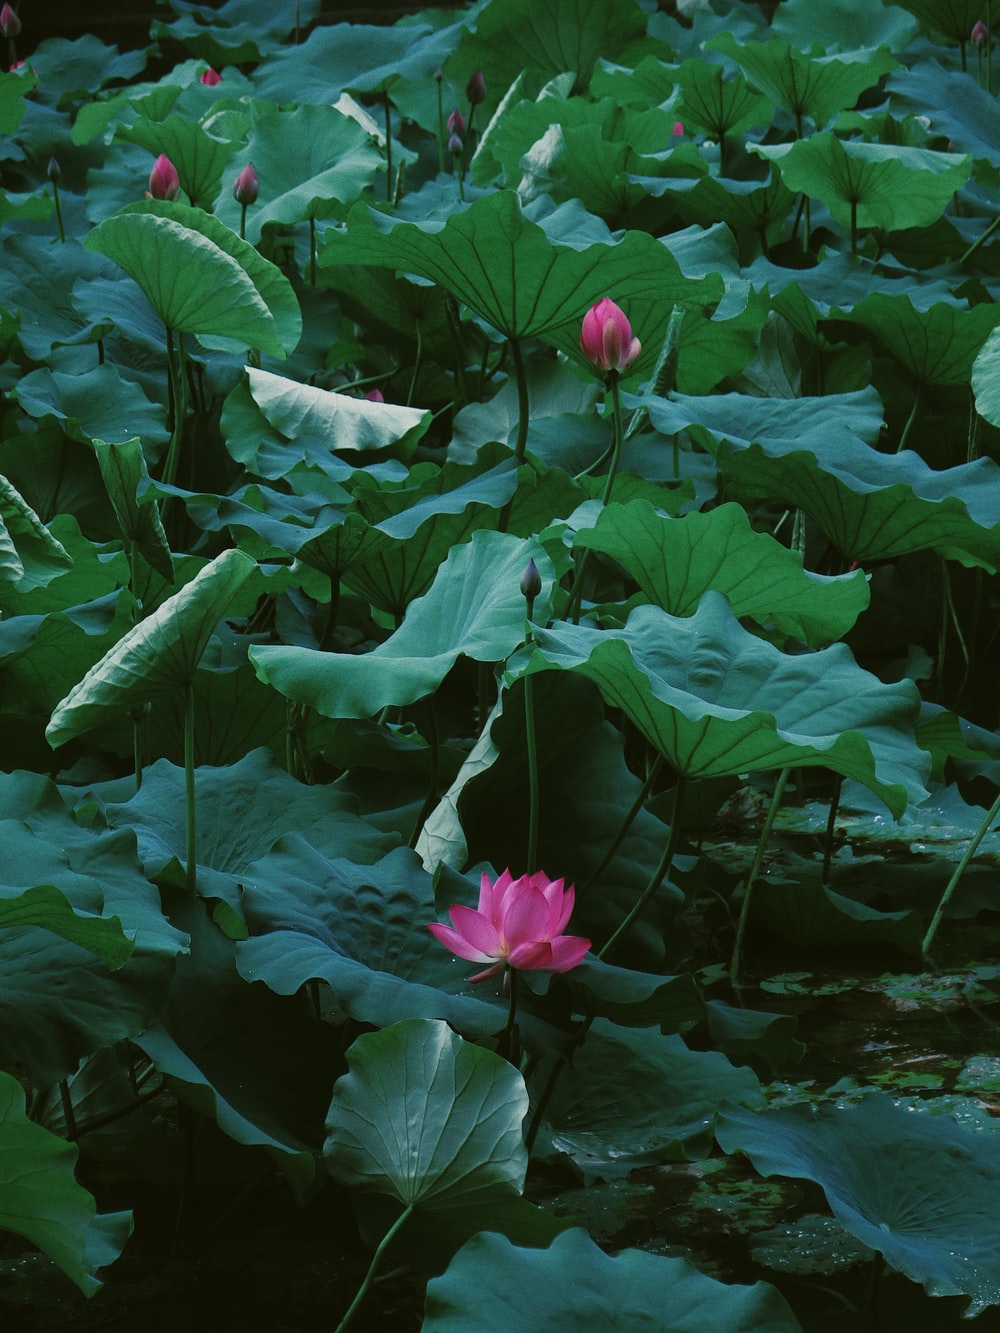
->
[6,0,1000,1327]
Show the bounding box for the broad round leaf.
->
[324,1018,528,1212]
[46,548,257,748]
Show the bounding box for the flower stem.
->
[334,1204,415,1333]
[923,786,1000,956]
[436,78,445,175]
[729,768,790,983]
[599,774,686,962]
[499,966,521,1065]
[51,180,65,243]
[383,91,393,204]
[184,682,198,896]
[580,755,664,895]
[510,337,530,463]
[564,372,625,623]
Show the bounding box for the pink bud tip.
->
[232,161,259,206]
[148,154,180,201]
[447,107,466,136]
[0,4,21,37]
[200,67,222,85]
[972,19,989,45]
[466,69,486,105]
[364,388,384,402]
[580,297,642,374]
[448,131,464,156]
[672,120,684,136]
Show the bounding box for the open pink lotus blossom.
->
[580,297,641,374]
[148,154,180,201]
[428,869,590,982]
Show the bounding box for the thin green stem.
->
[821,773,843,888]
[580,755,664,894]
[599,774,686,963]
[51,180,65,243]
[436,78,445,174]
[334,1205,415,1333]
[161,325,187,488]
[499,966,520,1065]
[309,215,317,286]
[923,786,1000,956]
[408,699,441,849]
[510,337,530,464]
[896,381,922,453]
[960,212,1000,264]
[850,197,858,256]
[729,768,790,983]
[564,372,625,623]
[523,675,539,874]
[239,201,247,241]
[406,319,423,407]
[383,91,393,204]
[59,1079,77,1140]
[184,682,197,896]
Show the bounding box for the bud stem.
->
[51,179,65,244]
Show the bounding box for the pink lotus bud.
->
[448,131,463,157]
[364,388,384,402]
[232,161,259,206]
[447,107,466,136]
[972,19,989,45]
[200,66,222,85]
[520,559,541,600]
[580,297,641,374]
[672,120,684,136]
[466,69,486,105]
[148,154,180,201]
[0,4,21,38]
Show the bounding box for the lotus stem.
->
[729,767,790,983]
[580,755,665,894]
[960,212,1000,264]
[408,699,440,849]
[499,965,520,1064]
[161,326,188,489]
[821,773,843,887]
[923,786,1000,956]
[564,371,624,623]
[510,337,530,464]
[599,773,686,962]
[523,675,539,874]
[51,179,65,244]
[334,1204,415,1333]
[309,216,316,286]
[896,381,922,453]
[436,76,445,175]
[59,1079,77,1140]
[383,91,393,205]
[184,682,197,895]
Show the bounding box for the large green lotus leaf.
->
[575,500,869,646]
[554,955,705,1033]
[253,19,456,105]
[887,62,1000,172]
[424,1228,803,1332]
[235,843,508,1041]
[85,202,300,357]
[212,104,384,243]
[324,191,722,376]
[14,365,169,450]
[539,1021,763,1181]
[672,57,775,140]
[117,113,241,208]
[0,885,133,970]
[418,673,688,969]
[753,135,970,233]
[319,264,451,353]
[710,33,898,129]
[101,749,397,902]
[251,531,552,720]
[971,325,1000,427]
[452,0,647,110]
[515,594,928,816]
[326,1017,526,1207]
[0,236,113,361]
[46,548,256,748]
[0,69,33,133]
[0,474,73,592]
[29,34,147,108]
[716,1094,1000,1315]
[134,893,339,1199]
[649,391,1000,569]
[92,437,173,584]
[668,173,796,255]
[232,366,431,471]
[0,1072,132,1296]
[750,876,924,955]
[152,0,321,64]
[829,291,1000,387]
[893,0,987,43]
[772,0,918,50]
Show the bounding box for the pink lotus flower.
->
[0,4,21,38]
[232,161,259,205]
[972,19,989,46]
[200,66,222,85]
[148,154,180,201]
[580,297,641,374]
[428,869,590,982]
[448,130,464,157]
[672,120,684,136]
[466,68,486,105]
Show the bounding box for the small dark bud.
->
[46,155,60,182]
[520,559,541,600]
[466,69,486,105]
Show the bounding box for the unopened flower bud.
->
[148,153,180,201]
[448,131,463,157]
[0,4,21,38]
[46,155,60,182]
[672,120,684,137]
[580,297,641,374]
[364,388,384,402]
[447,108,465,136]
[520,559,542,600]
[972,19,989,46]
[466,69,486,105]
[232,161,259,206]
[200,66,222,85]
[433,67,443,83]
